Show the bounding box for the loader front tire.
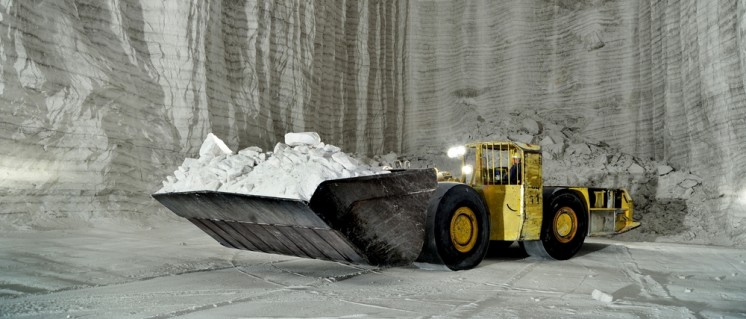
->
[523,192,587,260]
[417,183,490,270]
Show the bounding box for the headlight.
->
[461,165,473,175]
[447,146,466,158]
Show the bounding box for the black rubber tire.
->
[523,192,587,260]
[418,184,490,270]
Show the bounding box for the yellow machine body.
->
[447,141,639,242]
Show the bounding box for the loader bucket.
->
[152,169,437,266]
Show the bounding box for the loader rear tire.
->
[417,183,490,270]
[523,192,587,260]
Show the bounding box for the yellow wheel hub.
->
[450,207,478,253]
[553,207,578,244]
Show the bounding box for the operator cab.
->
[448,142,526,186]
[446,141,543,242]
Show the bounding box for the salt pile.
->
[156,132,388,200]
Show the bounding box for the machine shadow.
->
[483,241,612,261]
[574,242,611,257]
[484,242,528,261]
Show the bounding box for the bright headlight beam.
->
[447,146,466,158]
[462,165,473,175]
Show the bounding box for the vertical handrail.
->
[490,144,495,185]
[507,144,512,184]
[498,143,504,185]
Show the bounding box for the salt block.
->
[628,163,645,175]
[238,146,262,157]
[543,143,564,157]
[285,132,321,146]
[591,289,613,303]
[274,143,289,154]
[332,152,358,170]
[199,133,233,157]
[539,136,555,146]
[521,118,540,135]
[323,144,341,153]
[679,179,699,189]
[509,133,534,144]
[568,143,591,155]
[657,164,674,176]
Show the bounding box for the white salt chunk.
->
[309,148,326,158]
[591,289,613,303]
[201,180,220,192]
[332,152,358,170]
[274,143,289,154]
[323,144,341,153]
[509,133,534,144]
[657,164,674,176]
[539,136,555,146]
[285,132,321,146]
[199,133,233,157]
[174,170,186,180]
[628,163,645,175]
[159,132,388,200]
[238,146,262,157]
[679,179,699,189]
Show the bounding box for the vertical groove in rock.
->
[342,0,359,152]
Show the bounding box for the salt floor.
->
[1,220,744,318]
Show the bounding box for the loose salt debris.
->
[157,132,388,200]
[591,289,613,303]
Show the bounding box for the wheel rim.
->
[553,207,578,244]
[450,207,478,253]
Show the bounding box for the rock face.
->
[1,1,745,245]
[0,0,407,228]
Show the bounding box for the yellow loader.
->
[153,141,640,270]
